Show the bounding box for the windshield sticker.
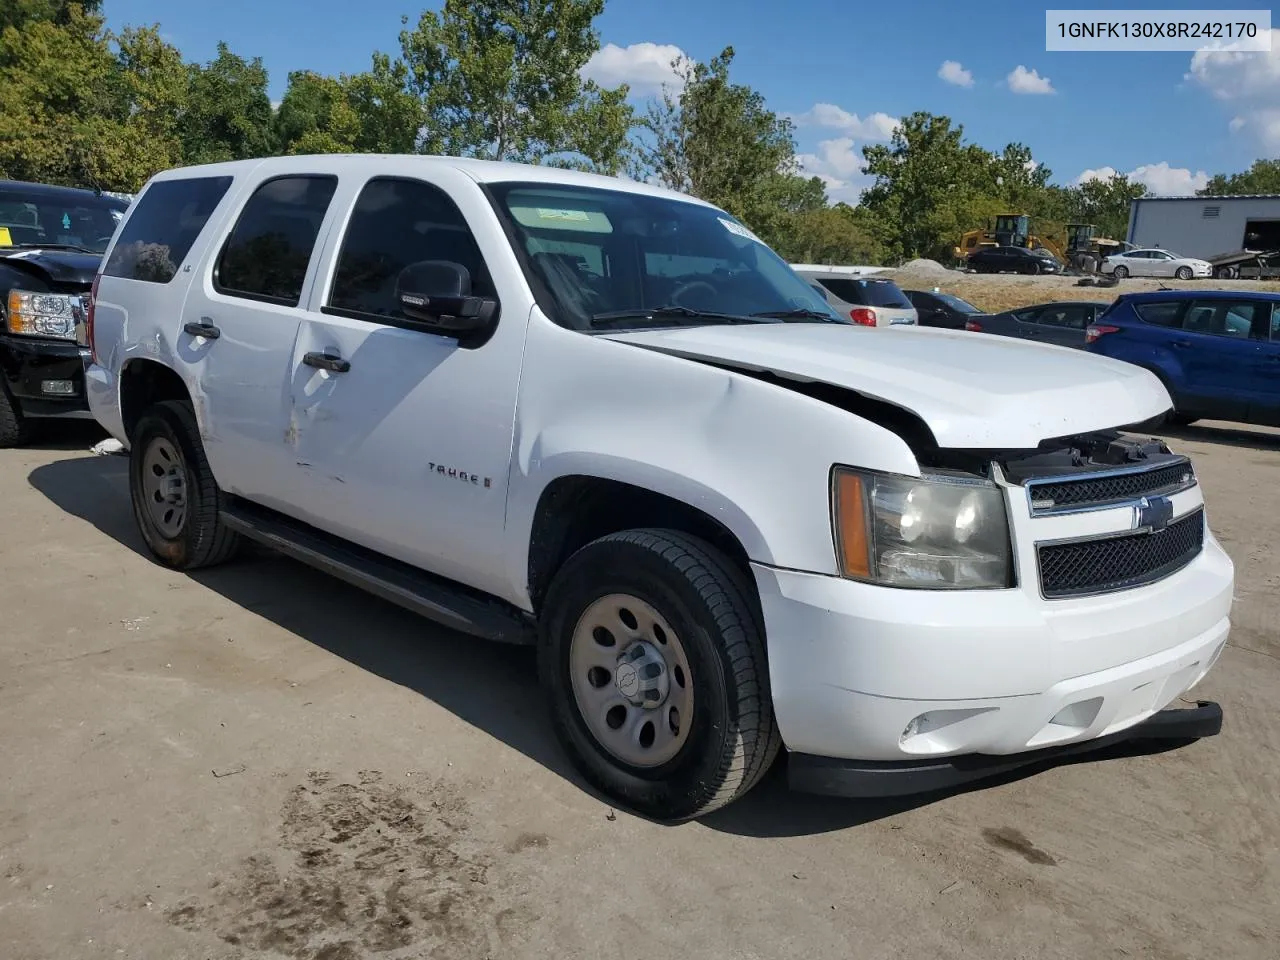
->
[719,217,763,244]
[0,227,10,246]
[536,207,590,222]
[509,202,613,233]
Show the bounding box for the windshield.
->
[935,293,983,314]
[0,186,127,255]
[488,181,840,329]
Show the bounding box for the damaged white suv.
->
[85,155,1233,820]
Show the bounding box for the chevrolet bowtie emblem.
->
[1134,495,1173,533]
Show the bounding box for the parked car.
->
[964,300,1113,349]
[1101,248,1212,280]
[967,245,1062,275]
[903,288,988,330]
[793,268,917,326]
[86,155,1230,820]
[1085,289,1280,427]
[0,179,129,445]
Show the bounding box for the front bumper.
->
[0,333,90,415]
[789,699,1223,798]
[751,526,1233,782]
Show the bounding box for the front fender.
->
[503,317,922,605]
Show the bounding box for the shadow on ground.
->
[1157,421,1280,452]
[27,452,1204,838]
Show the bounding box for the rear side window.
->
[1182,300,1256,339]
[1134,301,1182,327]
[326,177,495,321]
[215,175,338,307]
[103,176,232,283]
[1271,303,1280,342]
[816,278,910,308]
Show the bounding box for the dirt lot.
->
[2,416,1278,960]
[887,265,1280,313]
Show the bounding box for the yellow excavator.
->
[954,216,1132,273]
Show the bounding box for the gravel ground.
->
[1,421,1278,960]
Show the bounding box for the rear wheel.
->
[129,399,240,570]
[539,529,779,821]
[1113,265,1129,279]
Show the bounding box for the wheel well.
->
[120,360,192,440]
[527,476,754,611]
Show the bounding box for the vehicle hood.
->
[599,323,1171,449]
[0,248,101,286]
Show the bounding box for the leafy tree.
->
[773,204,885,265]
[636,47,824,249]
[1069,173,1146,241]
[1199,159,1280,196]
[182,42,274,165]
[274,55,421,155]
[397,0,632,172]
[1,0,101,33]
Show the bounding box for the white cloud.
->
[796,137,872,204]
[1006,65,1055,95]
[1075,162,1209,196]
[1186,30,1280,151]
[581,42,689,96]
[938,60,974,87]
[789,104,899,140]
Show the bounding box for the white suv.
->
[84,155,1233,820]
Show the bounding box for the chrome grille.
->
[1026,459,1194,515]
[1037,508,1204,599]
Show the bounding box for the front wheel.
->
[1175,266,1193,280]
[0,379,33,448]
[1113,265,1129,279]
[539,529,780,821]
[129,399,241,570]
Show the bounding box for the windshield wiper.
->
[0,242,97,254]
[589,305,758,328]
[750,308,838,322]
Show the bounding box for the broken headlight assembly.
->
[830,466,1014,590]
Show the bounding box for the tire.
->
[129,399,240,570]
[1113,265,1129,279]
[0,378,33,448]
[1175,266,1193,281]
[539,528,780,821]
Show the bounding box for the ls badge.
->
[1133,495,1173,533]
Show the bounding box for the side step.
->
[219,496,535,645]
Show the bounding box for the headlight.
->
[831,467,1013,589]
[5,289,84,340]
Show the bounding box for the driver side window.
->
[326,177,495,323]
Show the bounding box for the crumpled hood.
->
[599,323,1171,449]
[0,248,101,286]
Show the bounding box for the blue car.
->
[1085,289,1280,427]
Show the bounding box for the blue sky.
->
[104,0,1279,201]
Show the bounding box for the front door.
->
[182,173,340,511]
[285,173,528,598]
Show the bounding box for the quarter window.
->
[215,175,338,306]
[327,177,495,321]
[103,176,232,283]
[1134,301,1182,327]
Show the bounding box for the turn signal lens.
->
[831,470,871,577]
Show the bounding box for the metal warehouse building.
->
[1127,194,1280,260]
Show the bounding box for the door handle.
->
[183,321,220,339]
[302,351,351,373]
[1172,340,1191,349]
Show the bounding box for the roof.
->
[146,153,714,208]
[0,179,129,206]
[1119,288,1280,302]
[1133,194,1280,202]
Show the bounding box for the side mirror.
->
[394,260,498,337]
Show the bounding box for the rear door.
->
[181,172,341,508]
[1175,298,1264,422]
[1024,302,1091,347]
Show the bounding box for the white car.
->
[792,266,918,327]
[83,155,1232,820]
[1102,248,1213,280]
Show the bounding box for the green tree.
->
[1,0,101,32]
[397,0,632,172]
[274,55,421,155]
[774,204,886,265]
[636,47,824,249]
[1069,173,1147,241]
[182,42,274,165]
[1199,159,1280,196]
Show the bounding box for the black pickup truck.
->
[0,179,129,446]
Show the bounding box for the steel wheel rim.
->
[569,593,695,768]
[140,436,188,539]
